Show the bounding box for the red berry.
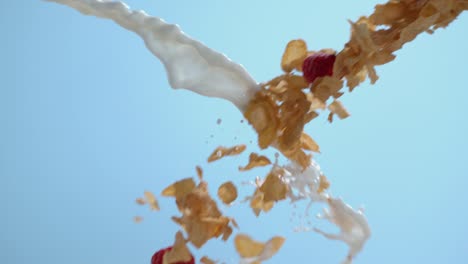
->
[151,247,195,264]
[302,52,336,83]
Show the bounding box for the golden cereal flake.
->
[161,178,196,200]
[318,175,331,194]
[163,231,193,264]
[170,181,234,248]
[329,113,337,124]
[200,256,217,264]
[328,100,350,120]
[300,133,320,153]
[133,216,143,223]
[244,92,279,149]
[249,169,289,216]
[259,171,288,203]
[218,181,238,205]
[310,76,344,104]
[196,166,203,180]
[234,234,285,262]
[207,145,247,162]
[135,197,146,205]
[144,191,160,211]
[239,153,272,171]
[281,39,308,72]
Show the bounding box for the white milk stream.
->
[45,0,259,110]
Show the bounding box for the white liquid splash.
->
[282,162,371,264]
[45,0,259,110]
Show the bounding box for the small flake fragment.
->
[327,112,334,123]
[300,133,320,153]
[133,216,143,223]
[208,145,246,162]
[317,175,330,193]
[135,197,146,205]
[162,231,194,264]
[328,100,350,119]
[239,153,272,171]
[196,166,203,180]
[200,256,217,264]
[144,191,160,211]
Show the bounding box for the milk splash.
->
[45,0,259,110]
[282,162,371,264]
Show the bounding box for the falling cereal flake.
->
[239,153,271,171]
[218,181,238,205]
[196,166,203,180]
[144,191,160,211]
[163,231,194,264]
[207,145,246,162]
[327,112,334,123]
[328,100,350,120]
[234,234,285,264]
[317,175,330,194]
[281,39,308,72]
[216,118,222,125]
[161,178,196,200]
[200,256,217,264]
[135,197,146,205]
[247,167,288,216]
[170,180,235,248]
[300,133,320,153]
[133,216,143,223]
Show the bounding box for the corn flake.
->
[249,168,289,216]
[170,181,235,248]
[144,191,160,211]
[208,145,247,162]
[200,256,217,264]
[234,234,285,263]
[300,133,320,153]
[135,197,146,205]
[328,100,350,120]
[244,92,279,149]
[239,153,272,171]
[281,39,308,72]
[318,175,330,194]
[163,231,193,264]
[196,166,203,180]
[161,178,196,200]
[218,181,238,205]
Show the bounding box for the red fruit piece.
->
[302,52,336,83]
[151,247,195,264]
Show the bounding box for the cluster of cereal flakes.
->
[244,0,467,168]
[142,1,467,263]
[138,146,288,264]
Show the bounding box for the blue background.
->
[1,1,467,263]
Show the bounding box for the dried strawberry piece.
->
[151,247,195,264]
[302,52,336,83]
